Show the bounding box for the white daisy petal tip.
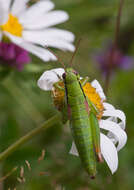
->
[117,131,127,151]
[103,109,126,129]
[99,120,127,151]
[103,102,115,110]
[37,68,65,91]
[52,68,65,76]
[69,142,79,156]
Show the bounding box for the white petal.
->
[69,142,78,156]
[103,102,126,145]
[0,0,11,24]
[37,68,65,91]
[103,102,115,110]
[0,32,3,41]
[105,116,118,142]
[99,120,127,151]
[103,103,118,124]
[18,42,57,62]
[5,32,57,62]
[11,0,29,16]
[23,28,75,43]
[4,32,24,44]
[91,80,106,101]
[0,0,11,11]
[101,133,118,174]
[0,7,5,25]
[103,109,126,129]
[22,11,69,30]
[19,0,54,24]
[23,31,75,52]
[119,121,125,129]
[51,68,65,77]
[41,40,75,52]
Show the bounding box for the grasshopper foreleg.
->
[80,76,89,86]
[53,82,65,91]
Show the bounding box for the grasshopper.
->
[47,45,103,178]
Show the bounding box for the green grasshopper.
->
[63,68,103,178]
[48,46,103,178]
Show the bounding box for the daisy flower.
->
[0,0,75,68]
[37,68,127,174]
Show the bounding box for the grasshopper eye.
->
[74,71,78,75]
[62,73,66,79]
[73,70,78,75]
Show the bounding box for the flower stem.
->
[0,113,61,162]
[104,0,124,95]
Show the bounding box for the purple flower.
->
[94,45,133,76]
[0,42,31,71]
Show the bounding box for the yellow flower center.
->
[52,81,104,120]
[83,82,104,120]
[1,14,23,37]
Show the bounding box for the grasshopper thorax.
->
[62,68,79,83]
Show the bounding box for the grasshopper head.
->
[62,68,79,82]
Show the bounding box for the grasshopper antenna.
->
[44,46,66,69]
[69,39,81,67]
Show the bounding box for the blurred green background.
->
[0,0,134,189]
